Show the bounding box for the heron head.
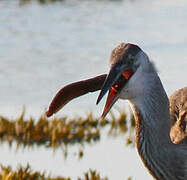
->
[96,43,151,118]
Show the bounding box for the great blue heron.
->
[46,43,187,180]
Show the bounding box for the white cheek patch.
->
[119,66,145,100]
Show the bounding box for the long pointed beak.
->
[96,64,121,118]
[96,63,133,118]
[100,87,120,118]
[96,64,122,105]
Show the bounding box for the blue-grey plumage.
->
[97,43,187,180]
[47,43,187,180]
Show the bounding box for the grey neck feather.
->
[129,71,187,180]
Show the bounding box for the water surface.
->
[0,0,187,179]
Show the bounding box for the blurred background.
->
[0,0,187,179]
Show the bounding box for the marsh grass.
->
[0,164,133,179]
[0,109,135,158]
[0,109,135,179]
[0,164,108,180]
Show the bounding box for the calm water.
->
[0,0,187,179]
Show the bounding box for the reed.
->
[0,164,108,180]
[0,109,135,158]
[0,109,134,179]
[0,164,133,180]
